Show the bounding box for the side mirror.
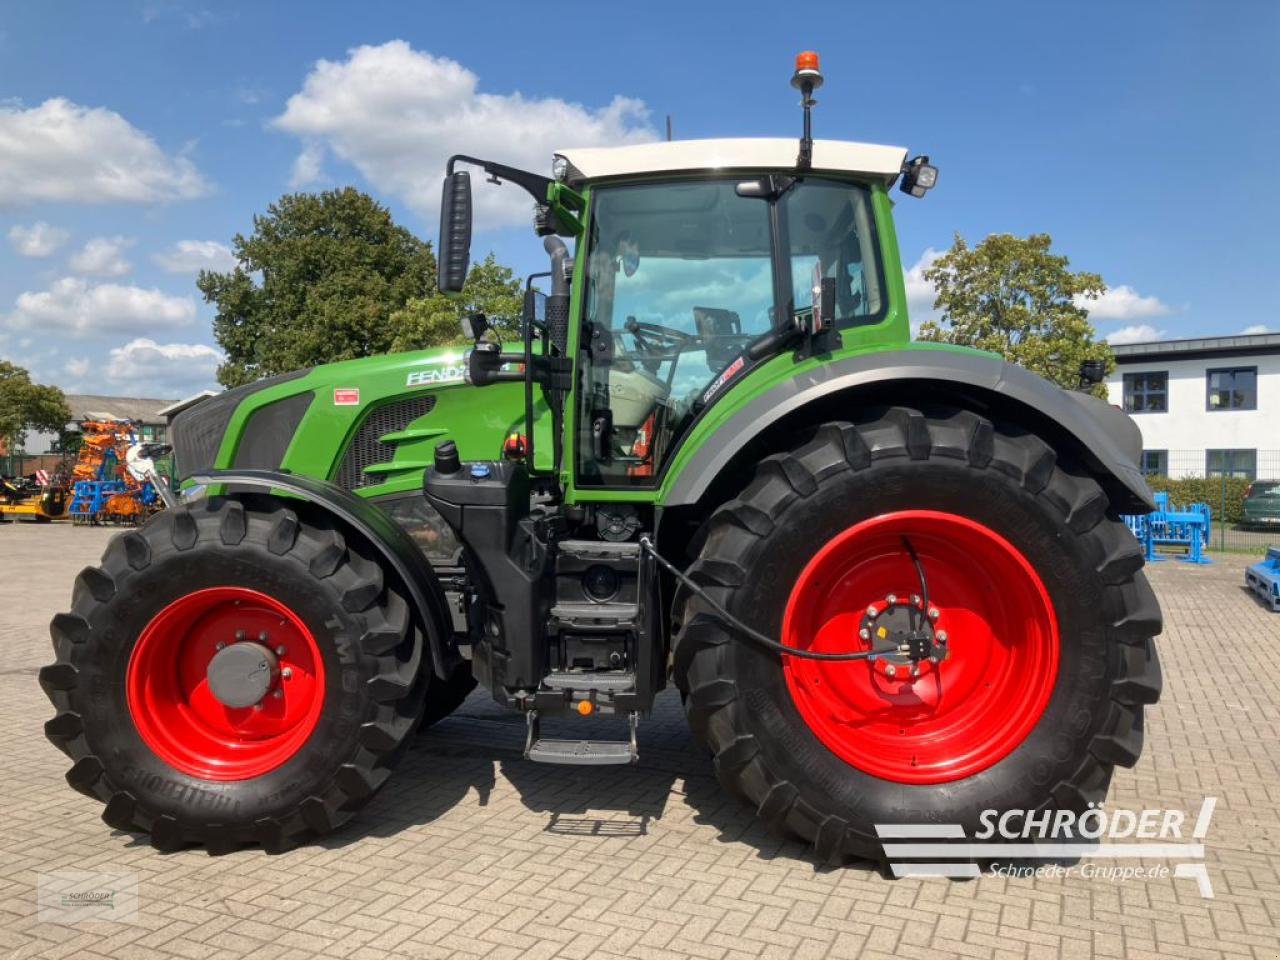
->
[522,288,547,335]
[438,171,473,296]
[460,313,489,343]
[1078,358,1107,389]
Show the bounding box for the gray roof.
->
[65,394,176,424]
[1111,331,1280,362]
[157,390,218,419]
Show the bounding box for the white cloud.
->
[1076,284,1169,322]
[0,98,209,205]
[68,235,134,277]
[904,248,943,314]
[1241,324,1271,335]
[273,41,655,228]
[8,221,69,257]
[903,248,944,334]
[104,337,222,395]
[65,357,91,379]
[1105,324,1165,345]
[153,239,237,273]
[288,142,326,188]
[3,277,195,335]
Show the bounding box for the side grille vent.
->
[335,396,437,490]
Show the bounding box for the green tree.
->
[917,233,1114,396]
[199,188,438,387]
[388,253,524,352]
[0,361,71,456]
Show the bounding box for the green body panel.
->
[211,347,553,499]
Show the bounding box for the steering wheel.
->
[624,316,698,354]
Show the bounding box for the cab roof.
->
[555,138,907,187]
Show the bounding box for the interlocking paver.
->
[3,523,1279,959]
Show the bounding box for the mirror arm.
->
[447,154,553,205]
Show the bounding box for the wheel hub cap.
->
[206,641,279,709]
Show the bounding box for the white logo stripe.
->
[890,862,981,878]
[875,824,967,839]
[881,842,1205,859]
[1192,797,1217,839]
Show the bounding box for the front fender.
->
[189,469,455,680]
[663,349,1154,512]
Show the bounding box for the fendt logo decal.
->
[406,366,466,387]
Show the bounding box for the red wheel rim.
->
[126,587,325,781]
[782,510,1058,784]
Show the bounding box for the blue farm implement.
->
[1123,491,1212,564]
[1245,547,1280,612]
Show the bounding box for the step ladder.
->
[523,709,639,766]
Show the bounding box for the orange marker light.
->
[795,51,821,73]
[576,700,594,716]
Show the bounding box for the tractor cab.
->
[439,55,936,500]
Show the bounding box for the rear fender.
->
[189,469,455,680]
[663,349,1154,513]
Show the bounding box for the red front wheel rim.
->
[782,510,1059,784]
[126,587,325,781]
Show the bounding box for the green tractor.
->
[41,55,1161,860]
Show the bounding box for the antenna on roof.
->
[791,51,823,171]
[666,115,673,141]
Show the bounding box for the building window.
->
[1140,450,1168,477]
[1206,367,1257,410]
[1206,449,1257,480]
[141,424,167,443]
[1122,371,1167,413]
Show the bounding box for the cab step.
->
[523,710,639,766]
[541,671,636,693]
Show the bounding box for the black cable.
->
[901,535,930,633]
[640,536,880,662]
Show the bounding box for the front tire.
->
[40,496,427,852]
[673,407,1163,863]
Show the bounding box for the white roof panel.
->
[556,138,907,185]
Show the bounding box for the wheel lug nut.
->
[937,630,948,644]
[866,605,878,617]
[282,667,293,679]
[252,703,263,711]
[858,628,871,641]
[275,646,286,656]
[928,608,940,621]
[885,665,897,677]
[886,594,897,606]
[910,665,920,677]
[910,594,921,607]
[258,631,270,642]
[273,689,283,699]
[215,641,226,651]
[234,630,247,641]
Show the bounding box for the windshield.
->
[577,177,884,486]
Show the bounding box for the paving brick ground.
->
[1,522,1277,960]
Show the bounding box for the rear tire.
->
[673,407,1162,863]
[40,496,428,852]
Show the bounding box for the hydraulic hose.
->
[640,536,881,662]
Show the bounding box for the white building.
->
[1105,332,1280,480]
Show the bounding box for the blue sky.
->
[1,0,1276,399]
